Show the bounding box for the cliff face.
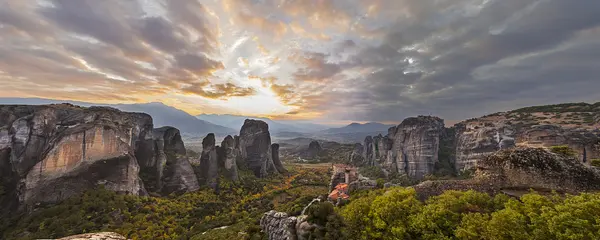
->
[357,116,444,178]
[414,147,600,199]
[136,126,199,194]
[454,105,600,171]
[0,104,151,206]
[239,119,279,177]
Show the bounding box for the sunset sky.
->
[1,0,599,122]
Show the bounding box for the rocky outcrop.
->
[154,127,199,194]
[357,116,444,178]
[238,119,279,177]
[219,135,239,181]
[136,127,199,194]
[348,143,364,165]
[56,232,128,240]
[413,147,600,199]
[260,211,318,240]
[272,144,287,173]
[260,211,298,240]
[454,120,599,171]
[199,133,219,189]
[0,104,151,206]
[300,141,322,160]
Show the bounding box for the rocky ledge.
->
[413,147,600,199]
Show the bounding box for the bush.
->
[549,145,577,157]
[359,166,386,179]
[339,188,600,240]
[591,159,600,168]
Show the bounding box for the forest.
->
[2,163,600,240]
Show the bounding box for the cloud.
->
[182,83,256,99]
[290,52,342,82]
[1,0,599,122]
[174,53,224,76]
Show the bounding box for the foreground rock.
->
[413,147,600,199]
[0,104,150,207]
[54,232,128,240]
[238,119,280,177]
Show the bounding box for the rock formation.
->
[260,211,319,240]
[272,143,287,173]
[260,211,298,240]
[413,147,600,199]
[199,133,219,189]
[56,232,128,240]
[238,119,280,177]
[136,127,199,194]
[300,140,323,160]
[356,116,444,178]
[219,135,240,181]
[454,116,599,171]
[348,143,364,165]
[0,104,150,206]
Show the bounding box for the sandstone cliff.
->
[199,133,219,189]
[0,104,151,206]
[454,103,600,171]
[413,147,600,199]
[356,116,444,178]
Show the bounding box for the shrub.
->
[591,159,600,168]
[549,145,577,157]
[359,166,386,179]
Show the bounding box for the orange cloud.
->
[182,83,256,99]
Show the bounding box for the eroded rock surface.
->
[271,143,287,173]
[0,104,150,206]
[53,232,128,240]
[219,135,240,181]
[359,116,444,178]
[199,133,219,189]
[238,119,278,177]
[413,147,600,199]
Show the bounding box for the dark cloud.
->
[1,0,599,121]
[290,52,342,82]
[174,53,224,76]
[330,0,600,122]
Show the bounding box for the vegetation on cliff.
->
[1,164,330,240]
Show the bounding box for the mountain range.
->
[0,98,234,135]
[0,98,393,141]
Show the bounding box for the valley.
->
[0,101,599,240]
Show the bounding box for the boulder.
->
[238,119,278,177]
[56,232,128,240]
[0,104,150,206]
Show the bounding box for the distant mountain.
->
[323,122,394,134]
[0,98,234,135]
[196,114,328,133]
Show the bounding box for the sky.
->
[1,0,599,123]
